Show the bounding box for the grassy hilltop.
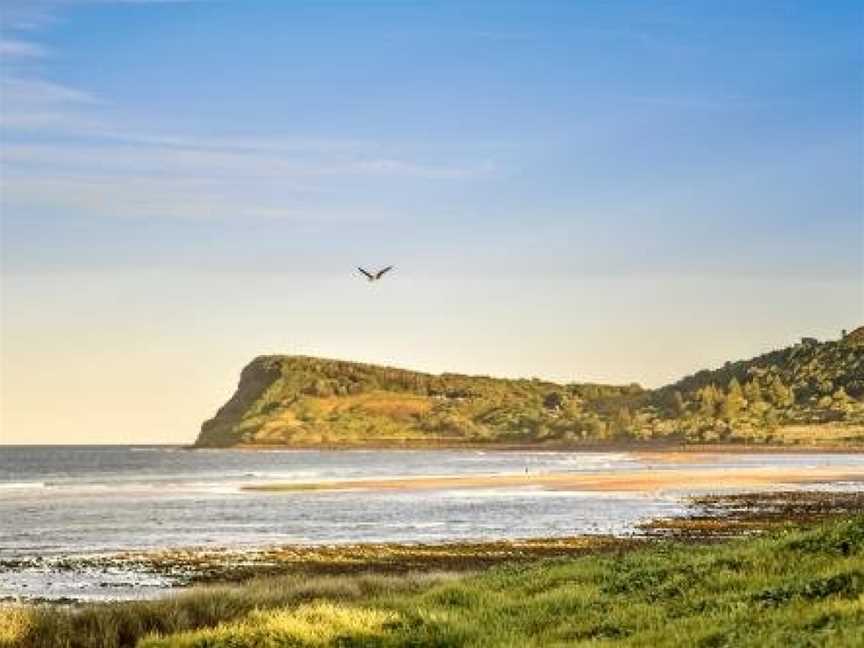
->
[196,327,864,448]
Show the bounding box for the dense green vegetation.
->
[5,517,864,647]
[648,327,864,443]
[196,328,864,448]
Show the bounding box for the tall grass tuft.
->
[2,573,451,648]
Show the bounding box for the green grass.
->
[0,573,453,648]
[4,518,864,647]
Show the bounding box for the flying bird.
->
[358,266,394,282]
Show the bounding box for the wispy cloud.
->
[1,139,491,224]
[1,141,484,179]
[0,76,106,132]
[1,79,491,224]
[2,77,100,106]
[0,39,48,58]
[0,170,409,225]
[0,0,494,225]
[1,173,311,220]
[1,0,210,30]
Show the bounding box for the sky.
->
[1,0,862,444]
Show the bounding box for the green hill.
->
[195,328,864,448]
[646,326,864,443]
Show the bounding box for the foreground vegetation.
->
[4,515,864,647]
[197,328,864,447]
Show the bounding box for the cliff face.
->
[195,330,864,448]
[197,357,284,447]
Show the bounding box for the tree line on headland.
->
[196,327,864,448]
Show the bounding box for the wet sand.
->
[245,464,864,494]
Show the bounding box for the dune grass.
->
[0,573,454,648]
[4,517,864,647]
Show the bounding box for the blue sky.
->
[1,1,862,443]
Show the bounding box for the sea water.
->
[1,446,862,600]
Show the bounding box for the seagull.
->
[357,266,394,282]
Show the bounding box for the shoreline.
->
[194,442,864,454]
[244,464,864,494]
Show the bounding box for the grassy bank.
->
[4,515,864,647]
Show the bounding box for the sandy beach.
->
[245,464,864,494]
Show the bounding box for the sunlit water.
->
[1,446,862,600]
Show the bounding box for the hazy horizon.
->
[1,1,862,444]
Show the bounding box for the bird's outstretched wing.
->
[375,265,394,279]
[357,267,374,280]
